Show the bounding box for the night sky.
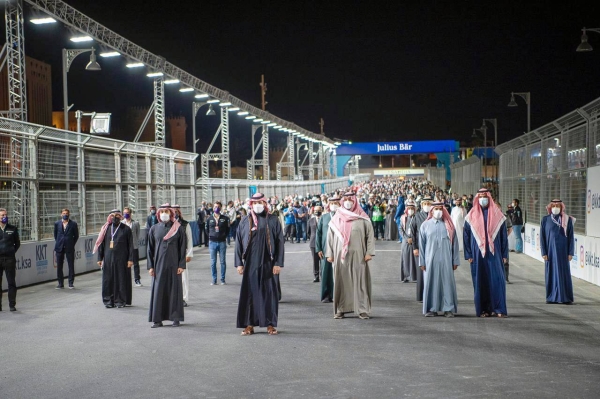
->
[21,0,600,158]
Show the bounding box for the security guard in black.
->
[0,208,21,311]
[206,209,230,242]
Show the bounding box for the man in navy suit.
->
[54,208,79,289]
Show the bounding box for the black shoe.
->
[313,278,320,283]
[116,304,124,308]
[151,322,163,328]
[183,301,188,307]
[105,304,115,308]
[56,285,64,289]
[68,284,74,289]
[172,321,181,327]
[10,306,16,312]
[402,280,409,283]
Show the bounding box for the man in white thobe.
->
[419,202,460,317]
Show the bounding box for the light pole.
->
[192,100,215,178]
[62,48,101,130]
[472,127,487,182]
[576,27,600,52]
[508,92,531,133]
[481,118,498,181]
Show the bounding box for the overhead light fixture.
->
[147,71,164,77]
[238,111,249,116]
[179,87,194,92]
[245,115,256,120]
[254,119,264,123]
[206,104,216,116]
[274,125,282,129]
[228,107,240,112]
[261,120,270,124]
[507,93,518,107]
[576,28,594,52]
[219,102,232,107]
[164,79,180,84]
[70,35,93,43]
[207,99,220,104]
[30,17,57,25]
[267,123,276,127]
[85,48,101,71]
[195,93,209,99]
[126,62,145,68]
[99,51,120,58]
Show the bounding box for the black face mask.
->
[113,217,121,225]
[315,212,322,216]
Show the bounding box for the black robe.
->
[235,212,285,328]
[98,223,134,306]
[147,222,187,323]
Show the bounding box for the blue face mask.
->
[1,217,7,224]
[213,207,220,214]
[124,213,131,219]
[62,215,69,220]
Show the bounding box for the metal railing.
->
[495,97,600,234]
[0,118,197,241]
[450,156,482,198]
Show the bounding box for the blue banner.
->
[336,140,458,155]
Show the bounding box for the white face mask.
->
[329,204,339,212]
[479,197,489,207]
[407,209,415,216]
[252,204,264,214]
[160,212,170,222]
[343,201,353,210]
[511,203,515,207]
[422,205,431,213]
[551,207,561,215]
[433,209,443,220]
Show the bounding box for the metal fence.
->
[0,118,197,241]
[450,156,482,197]
[426,167,447,190]
[495,97,600,234]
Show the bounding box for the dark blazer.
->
[307,216,320,248]
[54,219,79,252]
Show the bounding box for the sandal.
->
[497,313,508,318]
[241,326,254,336]
[267,326,279,335]
[480,312,490,318]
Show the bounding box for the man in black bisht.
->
[235,193,285,336]
[94,210,134,308]
[147,203,187,328]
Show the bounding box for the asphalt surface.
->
[1,240,600,399]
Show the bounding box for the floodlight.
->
[219,102,232,107]
[195,93,209,99]
[147,71,164,77]
[99,51,120,58]
[30,17,56,25]
[228,107,240,112]
[70,35,93,43]
[238,111,249,116]
[179,87,194,92]
[245,116,256,120]
[207,99,220,104]
[164,79,180,84]
[90,113,111,134]
[126,62,144,68]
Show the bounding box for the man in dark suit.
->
[307,205,323,283]
[54,208,79,289]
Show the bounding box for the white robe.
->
[450,206,466,251]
